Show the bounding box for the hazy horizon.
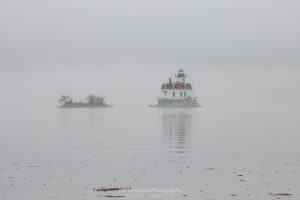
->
[1,0,300,68]
[1,1,300,199]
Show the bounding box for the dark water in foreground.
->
[0,103,299,199]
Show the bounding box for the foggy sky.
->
[1,0,300,108]
[0,0,300,68]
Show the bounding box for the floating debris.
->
[104,195,125,198]
[95,187,131,192]
[269,193,292,196]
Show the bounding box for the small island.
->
[58,94,111,108]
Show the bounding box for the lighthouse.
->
[155,69,199,107]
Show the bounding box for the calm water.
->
[0,104,299,199]
[0,67,300,199]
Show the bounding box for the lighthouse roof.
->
[161,82,192,90]
[161,69,192,90]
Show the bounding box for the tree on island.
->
[58,95,73,105]
[86,94,105,105]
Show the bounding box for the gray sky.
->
[0,0,300,108]
[0,0,299,68]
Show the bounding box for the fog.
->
[0,0,300,108]
[1,0,300,67]
[0,65,299,112]
[1,1,300,199]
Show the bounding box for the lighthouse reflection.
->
[161,109,193,154]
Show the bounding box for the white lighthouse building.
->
[156,69,199,107]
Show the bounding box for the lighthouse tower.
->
[175,69,187,82]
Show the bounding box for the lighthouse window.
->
[173,91,175,97]
[184,91,186,97]
[163,91,167,96]
[180,91,182,97]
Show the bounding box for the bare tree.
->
[94,96,102,104]
[86,94,95,104]
[58,95,73,105]
[86,94,105,104]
